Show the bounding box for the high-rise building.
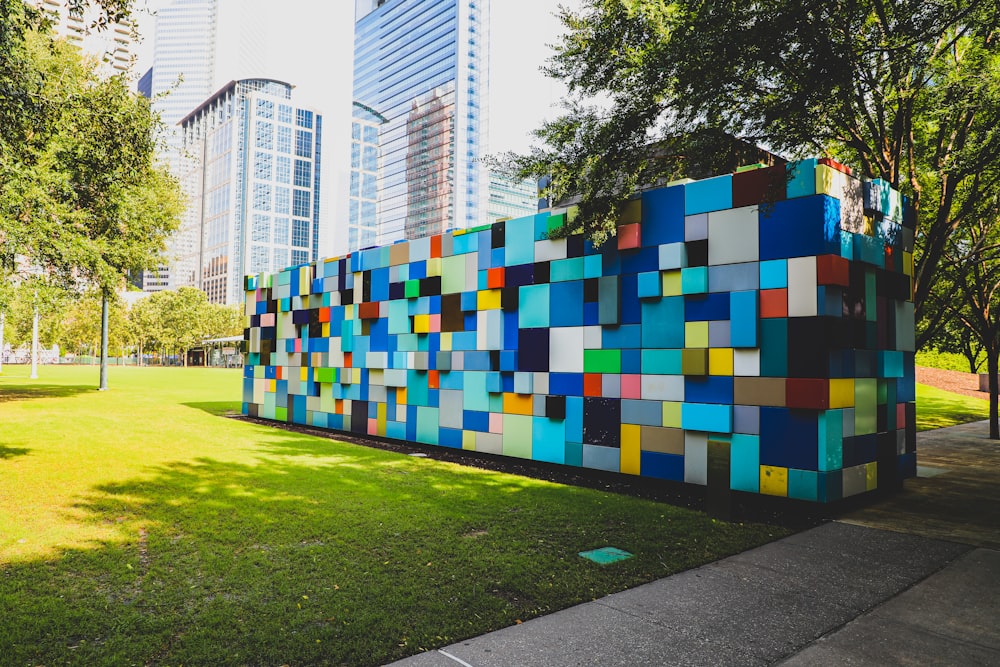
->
[351,0,488,249]
[137,0,271,294]
[487,171,538,223]
[178,79,322,305]
[348,101,385,251]
[35,0,133,75]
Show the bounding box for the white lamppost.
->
[30,290,39,380]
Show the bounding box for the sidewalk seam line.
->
[437,649,476,667]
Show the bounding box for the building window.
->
[252,214,270,242]
[292,219,310,248]
[362,174,376,200]
[350,172,360,198]
[295,130,313,158]
[275,187,290,215]
[255,121,273,150]
[254,152,272,180]
[351,142,361,169]
[277,125,292,154]
[253,183,272,211]
[293,189,311,218]
[352,123,361,140]
[363,145,377,172]
[278,104,292,124]
[274,217,289,244]
[296,109,313,129]
[255,99,274,119]
[294,160,312,188]
[292,250,308,265]
[363,125,378,143]
[251,245,268,273]
[272,247,288,270]
[276,156,291,184]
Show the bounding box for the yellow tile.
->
[477,289,502,310]
[351,368,361,384]
[321,323,330,337]
[462,430,476,450]
[377,403,387,436]
[662,401,682,428]
[709,348,734,376]
[269,379,276,393]
[829,378,855,408]
[300,366,309,382]
[620,198,642,225]
[344,304,354,319]
[863,214,875,236]
[440,332,453,351]
[903,251,913,276]
[413,314,431,333]
[397,387,407,404]
[760,465,788,497]
[503,393,533,416]
[620,424,641,475]
[866,462,878,491]
[662,270,682,296]
[426,257,442,277]
[685,321,709,348]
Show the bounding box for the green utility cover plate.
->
[579,546,633,565]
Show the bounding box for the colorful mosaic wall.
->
[243,159,917,503]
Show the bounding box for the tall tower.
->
[35,0,133,75]
[351,0,488,249]
[178,80,323,305]
[140,0,271,293]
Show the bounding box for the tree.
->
[504,0,1000,331]
[931,192,1000,438]
[1,3,183,387]
[62,290,129,357]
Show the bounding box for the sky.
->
[126,0,583,255]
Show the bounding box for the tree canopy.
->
[1,0,181,291]
[506,0,1000,326]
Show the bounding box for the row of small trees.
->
[2,283,243,364]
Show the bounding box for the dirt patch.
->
[916,366,989,400]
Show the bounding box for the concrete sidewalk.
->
[389,421,1000,667]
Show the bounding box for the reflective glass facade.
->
[180,80,322,305]
[351,0,488,249]
[487,171,539,223]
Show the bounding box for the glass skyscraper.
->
[179,79,322,305]
[351,0,488,249]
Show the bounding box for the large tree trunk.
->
[988,346,999,440]
[99,291,109,391]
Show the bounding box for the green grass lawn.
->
[0,365,787,666]
[916,383,991,431]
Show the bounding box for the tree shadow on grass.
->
[0,384,95,403]
[0,446,30,459]
[181,401,242,417]
[0,427,784,667]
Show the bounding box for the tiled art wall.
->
[243,159,917,503]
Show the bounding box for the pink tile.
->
[621,374,642,399]
[489,412,503,434]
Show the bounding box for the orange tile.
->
[430,234,442,258]
[428,370,440,389]
[759,288,788,318]
[487,267,505,289]
[503,392,533,415]
[583,373,604,397]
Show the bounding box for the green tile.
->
[584,349,622,374]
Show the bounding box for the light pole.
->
[30,290,39,380]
